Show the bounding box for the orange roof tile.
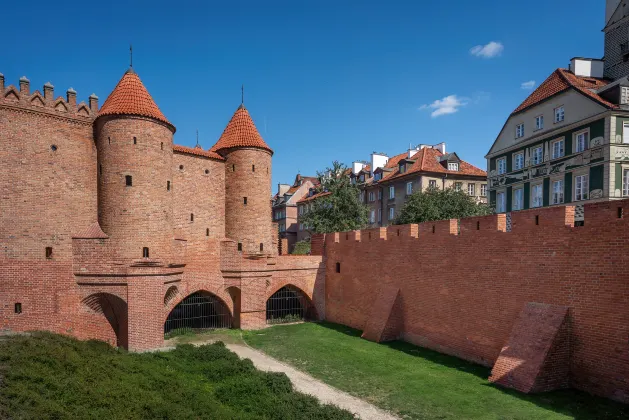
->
[98,69,174,129]
[297,191,331,204]
[173,144,224,161]
[210,105,273,155]
[512,68,614,115]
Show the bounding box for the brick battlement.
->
[321,198,629,402]
[0,73,98,121]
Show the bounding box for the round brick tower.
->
[95,69,176,263]
[211,104,273,254]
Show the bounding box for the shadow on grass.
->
[316,321,629,420]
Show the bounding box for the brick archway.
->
[265,284,317,324]
[81,293,128,349]
[164,290,233,334]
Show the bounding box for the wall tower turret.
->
[211,104,273,254]
[95,69,175,263]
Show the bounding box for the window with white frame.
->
[481,184,487,196]
[497,157,507,174]
[575,130,589,153]
[496,191,506,213]
[388,207,395,220]
[374,172,382,181]
[513,188,523,210]
[532,146,543,165]
[575,174,589,201]
[448,162,459,171]
[531,183,543,208]
[370,210,375,223]
[624,122,629,144]
[406,182,413,195]
[454,182,462,191]
[516,123,524,138]
[429,180,437,188]
[389,186,395,199]
[514,152,524,170]
[368,191,375,202]
[552,179,564,204]
[554,106,564,123]
[468,183,475,196]
[377,208,382,222]
[535,115,544,130]
[623,169,629,196]
[551,139,565,159]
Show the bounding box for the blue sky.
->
[0,0,605,190]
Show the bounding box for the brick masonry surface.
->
[0,74,324,352]
[317,200,629,402]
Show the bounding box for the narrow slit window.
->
[206,228,210,236]
[432,225,435,233]
[260,243,264,252]
[252,164,255,172]
[535,215,539,225]
[133,137,137,145]
[161,142,163,150]
[232,164,236,172]
[45,247,53,259]
[397,229,400,236]
[477,221,480,230]
[142,247,149,258]
[125,175,132,186]
[237,242,242,251]
[14,303,22,314]
[618,207,624,219]
[243,197,247,205]
[108,137,111,144]
[167,181,171,191]
[190,213,194,222]
[336,262,341,273]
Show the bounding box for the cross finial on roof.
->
[241,84,244,105]
[130,44,133,68]
[196,129,200,147]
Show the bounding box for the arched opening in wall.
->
[164,291,232,336]
[266,285,316,325]
[82,293,128,349]
[164,286,179,306]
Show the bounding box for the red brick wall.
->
[324,201,629,402]
[223,148,272,254]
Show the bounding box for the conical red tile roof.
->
[98,69,174,130]
[210,105,273,155]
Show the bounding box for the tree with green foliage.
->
[291,240,311,255]
[395,186,493,225]
[300,161,369,233]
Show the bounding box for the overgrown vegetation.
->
[395,186,493,225]
[291,240,311,255]
[244,322,629,420]
[0,332,353,420]
[300,161,369,233]
[267,313,304,325]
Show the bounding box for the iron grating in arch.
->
[266,286,315,325]
[164,292,232,334]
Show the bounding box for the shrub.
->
[292,240,311,255]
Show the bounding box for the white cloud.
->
[470,41,504,58]
[521,80,536,90]
[419,95,469,118]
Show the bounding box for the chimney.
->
[43,82,54,102]
[89,93,99,113]
[435,142,446,154]
[19,76,30,95]
[66,87,76,107]
[0,73,4,92]
[352,161,366,175]
[371,152,389,172]
[569,58,604,78]
[407,146,420,159]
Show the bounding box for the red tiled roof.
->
[98,69,173,129]
[173,144,224,161]
[512,68,614,115]
[297,191,331,204]
[210,105,273,155]
[368,147,486,185]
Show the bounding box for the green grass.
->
[0,332,353,420]
[242,322,629,420]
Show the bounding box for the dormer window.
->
[360,174,365,182]
[374,172,382,181]
[448,162,459,171]
[399,163,406,174]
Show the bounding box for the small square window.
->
[14,303,22,314]
[243,197,248,205]
[237,242,242,251]
[45,247,53,259]
[125,175,132,186]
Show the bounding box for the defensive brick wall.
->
[319,200,629,402]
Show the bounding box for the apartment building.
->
[358,143,487,227]
[271,174,318,253]
[486,2,629,223]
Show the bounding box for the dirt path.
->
[224,343,398,420]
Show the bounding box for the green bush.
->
[292,240,311,255]
[0,332,354,419]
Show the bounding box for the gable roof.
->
[366,147,485,186]
[296,191,331,204]
[98,69,174,130]
[173,144,224,161]
[210,104,273,155]
[512,68,614,115]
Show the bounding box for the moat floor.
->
[221,322,627,420]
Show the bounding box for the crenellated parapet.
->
[0,73,97,122]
